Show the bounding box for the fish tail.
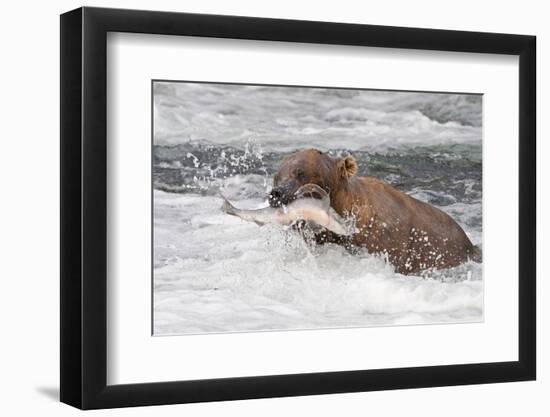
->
[221,197,237,216]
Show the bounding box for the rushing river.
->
[152,81,483,335]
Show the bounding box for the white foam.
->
[153,83,482,152]
[153,190,483,335]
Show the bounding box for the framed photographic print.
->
[60,6,536,409]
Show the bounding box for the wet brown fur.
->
[272,149,481,275]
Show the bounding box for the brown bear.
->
[268,148,481,275]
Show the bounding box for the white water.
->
[153,82,483,335]
[154,83,482,152]
[153,190,482,335]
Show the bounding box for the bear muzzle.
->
[268,183,299,207]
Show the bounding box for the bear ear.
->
[337,155,357,179]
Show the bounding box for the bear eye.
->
[295,169,305,179]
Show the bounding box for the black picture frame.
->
[60,6,536,410]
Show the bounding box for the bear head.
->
[268,148,357,207]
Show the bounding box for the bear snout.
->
[268,185,297,207]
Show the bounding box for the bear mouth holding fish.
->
[222,148,481,275]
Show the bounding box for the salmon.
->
[221,184,355,236]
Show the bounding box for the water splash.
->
[154,139,273,198]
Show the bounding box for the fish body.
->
[221,184,355,236]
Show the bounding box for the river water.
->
[153,81,483,335]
